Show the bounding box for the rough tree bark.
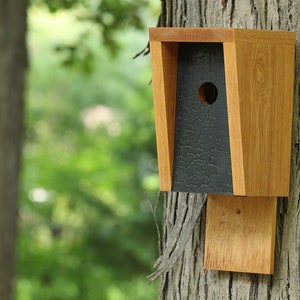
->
[152,1,300,299]
[0,1,27,299]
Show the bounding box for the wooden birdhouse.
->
[149,27,295,196]
[149,28,296,274]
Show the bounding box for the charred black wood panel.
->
[172,43,233,194]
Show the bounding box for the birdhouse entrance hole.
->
[198,82,218,105]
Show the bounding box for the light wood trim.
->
[234,42,295,196]
[223,42,246,195]
[150,27,234,42]
[149,28,295,45]
[234,28,295,45]
[204,194,277,274]
[150,41,178,191]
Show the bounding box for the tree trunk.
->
[155,1,300,299]
[0,1,27,299]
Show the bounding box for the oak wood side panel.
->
[150,41,178,190]
[235,42,295,196]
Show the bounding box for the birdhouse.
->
[149,27,295,196]
[149,28,296,275]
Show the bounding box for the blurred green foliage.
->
[29,0,154,57]
[17,3,161,299]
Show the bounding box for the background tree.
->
[151,1,300,299]
[1,0,161,299]
[17,2,161,300]
[0,1,27,299]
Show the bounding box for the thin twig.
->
[132,42,150,60]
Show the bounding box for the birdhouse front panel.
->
[172,42,233,194]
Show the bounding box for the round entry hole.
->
[198,82,218,105]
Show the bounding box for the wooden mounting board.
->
[204,194,277,274]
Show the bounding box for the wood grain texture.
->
[233,28,295,45]
[204,195,277,274]
[149,28,295,44]
[231,42,295,196]
[149,41,178,190]
[150,27,235,42]
[223,42,246,195]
